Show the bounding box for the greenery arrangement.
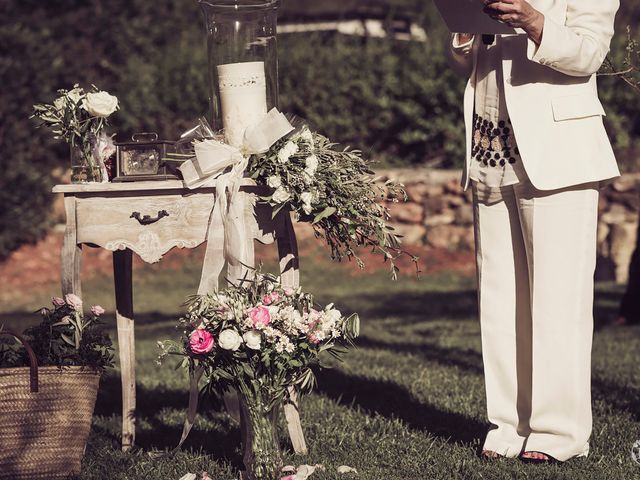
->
[159,272,359,480]
[248,125,416,278]
[0,295,114,371]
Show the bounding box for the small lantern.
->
[113,133,180,182]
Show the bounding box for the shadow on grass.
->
[93,374,244,465]
[315,367,487,446]
[356,336,484,375]
[338,290,479,324]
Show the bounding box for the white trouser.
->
[472,178,599,461]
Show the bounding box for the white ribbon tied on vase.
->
[177,108,294,295]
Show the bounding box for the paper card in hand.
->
[434,0,525,35]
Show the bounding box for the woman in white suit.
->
[447,0,620,463]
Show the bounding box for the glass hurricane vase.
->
[198,0,280,148]
[238,387,283,480]
[70,140,102,183]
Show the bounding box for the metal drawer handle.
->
[130,210,169,225]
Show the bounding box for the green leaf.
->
[312,207,336,224]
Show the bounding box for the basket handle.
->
[1,330,39,393]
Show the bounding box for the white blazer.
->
[449,0,621,191]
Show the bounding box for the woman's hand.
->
[483,0,545,45]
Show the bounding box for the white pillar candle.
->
[217,61,268,148]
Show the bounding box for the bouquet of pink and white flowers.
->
[159,272,358,480]
[159,272,358,402]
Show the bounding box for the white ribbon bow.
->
[177,108,293,294]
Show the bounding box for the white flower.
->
[299,128,314,145]
[243,330,262,350]
[277,141,299,164]
[82,91,119,117]
[267,175,282,189]
[67,87,84,104]
[218,329,242,351]
[272,187,291,204]
[325,308,342,324]
[300,191,314,215]
[53,96,67,113]
[302,203,313,215]
[300,192,313,205]
[304,155,319,176]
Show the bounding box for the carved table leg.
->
[113,249,136,451]
[61,195,82,297]
[276,212,307,455]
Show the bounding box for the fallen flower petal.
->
[337,465,358,474]
[179,474,196,480]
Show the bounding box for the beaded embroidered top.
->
[468,36,526,187]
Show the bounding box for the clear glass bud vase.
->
[198,0,280,148]
[70,136,102,183]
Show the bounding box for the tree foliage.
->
[0,0,638,257]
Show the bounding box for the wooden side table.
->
[53,180,306,454]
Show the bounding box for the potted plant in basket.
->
[159,273,359,480]
[0,294,113,480]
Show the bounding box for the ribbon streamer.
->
[180,108,293,294]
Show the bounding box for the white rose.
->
[277,141,299,164]
[272,187,291,204]
[67,87,84,104]
[267,175,282,189]
[299,192,312,204]
[302,203,313,215]
[82,91,119,117]
[299,128,314,144]
[325,308,342,323]
[243,330,262,350]
[304,155,319,176]
[218,329,243,351]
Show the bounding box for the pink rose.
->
[91,305,105,316]
[281,476,296,480]
[248,306,271,328]
[189,329,215,354]
[262,292,281,306]
[284,287,295,296]
[308,333,321,345]
[52,297,65,307]
[64,293,83,310]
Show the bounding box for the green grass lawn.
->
[2,254,640,480]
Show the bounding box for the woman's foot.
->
[479,450,504,459]
[520,451,557,463]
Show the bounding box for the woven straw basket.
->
[0,331,101,479]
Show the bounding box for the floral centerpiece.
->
[159,273,359,480]
[31,84,119,183]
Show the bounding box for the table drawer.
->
[76,194,215,263]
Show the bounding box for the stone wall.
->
[378,168,640,284]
